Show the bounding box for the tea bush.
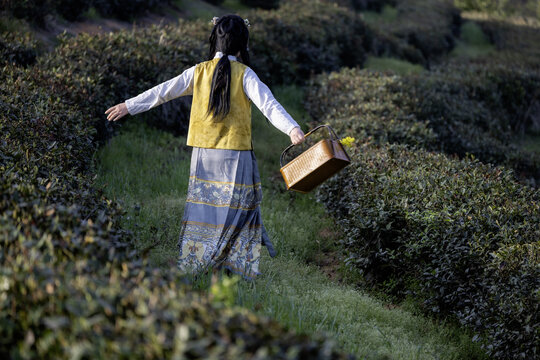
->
[0,51,353,360]
[307,66,540,186]
[411,61,540,184]
[1,30,38,67]
[39,20,208,142]
[306,68,437,148]
[472,17,540,71]
[309,67,540,358]
[247,0,368,84]
[455,0,540,20]
[0,0,170,25]
[364,0,462,67]
[316,141,539,359]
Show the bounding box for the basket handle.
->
[280,125,340,168]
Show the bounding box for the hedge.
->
[0,30,38,67]
[455,0,540,20]
[471,17,540,71]
[307,66,540,186]
[0,0,172,24]
[362,0,462,67]
[245,0,369,84]
[309,68,540,359]
[316,142,539,359]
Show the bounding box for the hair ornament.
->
[211,16,219,26]
[244,18,250,27]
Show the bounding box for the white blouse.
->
[125,52,300,136]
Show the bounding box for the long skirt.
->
[177,146,276,280]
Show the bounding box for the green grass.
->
[361,5,398,25]
[364,56,425,75]
[94,85,487,359]
[450,21,495,58]
[516,133,540,154]
[222,0,250,12]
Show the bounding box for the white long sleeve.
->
[124,53,300,136]
[242,66,300,135]
[125,65,195,115]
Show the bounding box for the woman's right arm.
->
[105,65,195,122]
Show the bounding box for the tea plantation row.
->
[307,61,540,186]
[0,1,374,357]
[307,67,539,359]
[2,0,170,23]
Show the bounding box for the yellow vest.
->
[186,58,252,150]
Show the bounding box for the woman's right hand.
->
[289,126,305,145]
[105,103,128,122]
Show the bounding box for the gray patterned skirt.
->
[177,147,276,280]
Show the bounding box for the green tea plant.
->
[307,66,540,186]
[309,68,540,359]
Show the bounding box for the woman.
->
[105,14,304,280]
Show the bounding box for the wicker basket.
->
[280,125,350,193]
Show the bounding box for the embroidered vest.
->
[186,58,252,150]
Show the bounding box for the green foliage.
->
[0,0,170,25]
[346,0,397,11]
[248,0,368,84]
[450,21,495,58]
[306,68,438,148]
[309,68,540,359]
[307,66,540,186]
[92,0,167,21]
[472,16,540,70]
[364,0,462,66]
[0,30,38,66]
[40,21,207,142]
[455,0,540,20]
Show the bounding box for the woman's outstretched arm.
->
[243,67,305,145]
[105,65,195,122]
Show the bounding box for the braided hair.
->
[207,15,250,121]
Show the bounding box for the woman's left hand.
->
[289,127,305,145]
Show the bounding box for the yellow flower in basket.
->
[340,136,356,147]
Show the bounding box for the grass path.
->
[93,85,487,360]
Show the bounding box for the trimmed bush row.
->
[248,0,368,84]
[455,0,540,20]
[473,17,540,71]
[363,0,462,67]
[307,66,540,186]
[39,21,208,142]
[1,0,170,24]
[0,30,38,67]
[309,69,540,359]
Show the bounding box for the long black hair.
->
[207,15,250,121]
